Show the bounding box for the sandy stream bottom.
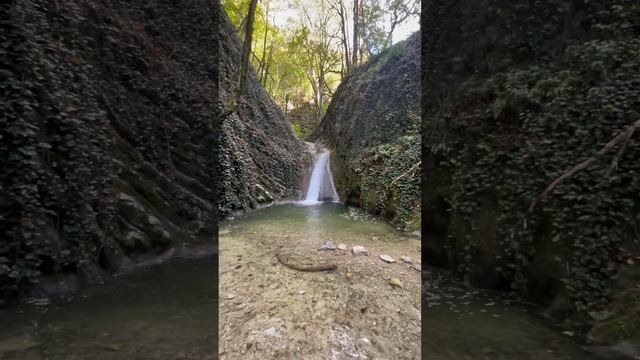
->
[219,203,422,360]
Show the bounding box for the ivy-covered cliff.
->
[317,33,421,232]
[217,10,305,216]
[423,0,640,349]
[1,0,303,303]
[2,0,221,303]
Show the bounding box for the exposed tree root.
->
[275,253,337,272]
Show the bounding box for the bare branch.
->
[528,119,640,213]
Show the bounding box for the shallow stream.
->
[219,203,612,360]
[0,202,623,360]
[0,260,217,360]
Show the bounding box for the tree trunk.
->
[386,16,398,47]
[237,0,259,99]
[339,0,350,75]
[318,68,325,125]
[284,93,289,117]
[352,0,359,67]
[261,44,274,88]
[258,0,270,85]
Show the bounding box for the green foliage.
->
[222,0,419,128]
[291,123,312,140]
[357,131,420,230]
[222,0,338,116]
[434,35,640,311]
[382,43,408,62]
[359,0,387,55]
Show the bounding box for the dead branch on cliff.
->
[528,118,640,214]
[390,161,421,187]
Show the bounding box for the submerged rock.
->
[337,244,347,250]
[352,246,368,256]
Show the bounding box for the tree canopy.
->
[222,0,419,130]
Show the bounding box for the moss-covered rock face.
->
[423,0,640,321]
[317,33,420,231]
[0,0,302,300]
[217,11,304,216]
[2,0,223,299]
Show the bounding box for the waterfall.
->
[300,150,339,205]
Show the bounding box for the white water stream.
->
[299,150,338,205]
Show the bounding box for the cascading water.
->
[300,150,339,205]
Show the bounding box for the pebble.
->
[319,241,337,250]
[352,246,368,256]
[388,278,403,288]
[299,290,305,295]
[400,256,412,263]
[337,244,347,250]
[263,327,280,337]
[379,254,396,263]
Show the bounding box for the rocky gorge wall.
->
[317,33,421,232]
[422,0,640,348]
[217,10,305,217]
[1,0,303,302]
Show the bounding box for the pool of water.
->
[223,203,618,360]
[422,269,618,360]
[0,202,623,360]
[219,202,422,359]
[0,259,217,360]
